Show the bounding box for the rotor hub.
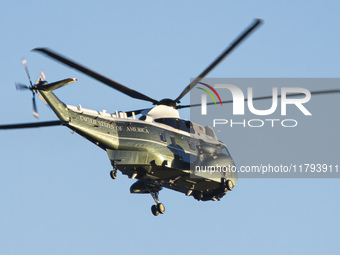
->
[157,98,177,108]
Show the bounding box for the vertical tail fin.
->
[37,78,77,122]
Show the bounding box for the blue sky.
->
[0,1,339,254]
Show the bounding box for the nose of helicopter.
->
[197,154,237,182]
[217,155,236,178]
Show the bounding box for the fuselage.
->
[65,105,232,167]
[38,83,237,201]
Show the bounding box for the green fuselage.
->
[38,81,237,201]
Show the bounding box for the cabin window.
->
[154,118,195,133]
[188,141,196,151]
[160,132,166,142]
[170,136,176,146]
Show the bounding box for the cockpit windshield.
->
[221,146,231,157]
[204,126,217,139]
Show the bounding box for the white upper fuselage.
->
[66,104,219,143]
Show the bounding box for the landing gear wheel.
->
[110,170,117,179]
[151,205,159,216]
[226,180,234,191]
[149,191,165,216]
[157,203,165,214]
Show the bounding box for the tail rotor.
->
[15,57,46,119]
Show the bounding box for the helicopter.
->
[1,19,339,216]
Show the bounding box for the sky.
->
[0,1,339,254]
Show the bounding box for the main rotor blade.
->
[177,89,340,109]
[33,48,159,104]
[174,19,263,104]
[0,120,62,130]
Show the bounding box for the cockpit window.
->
[221,146,230,157]
[204,126,217,139]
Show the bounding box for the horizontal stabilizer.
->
[39,78,77,92]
